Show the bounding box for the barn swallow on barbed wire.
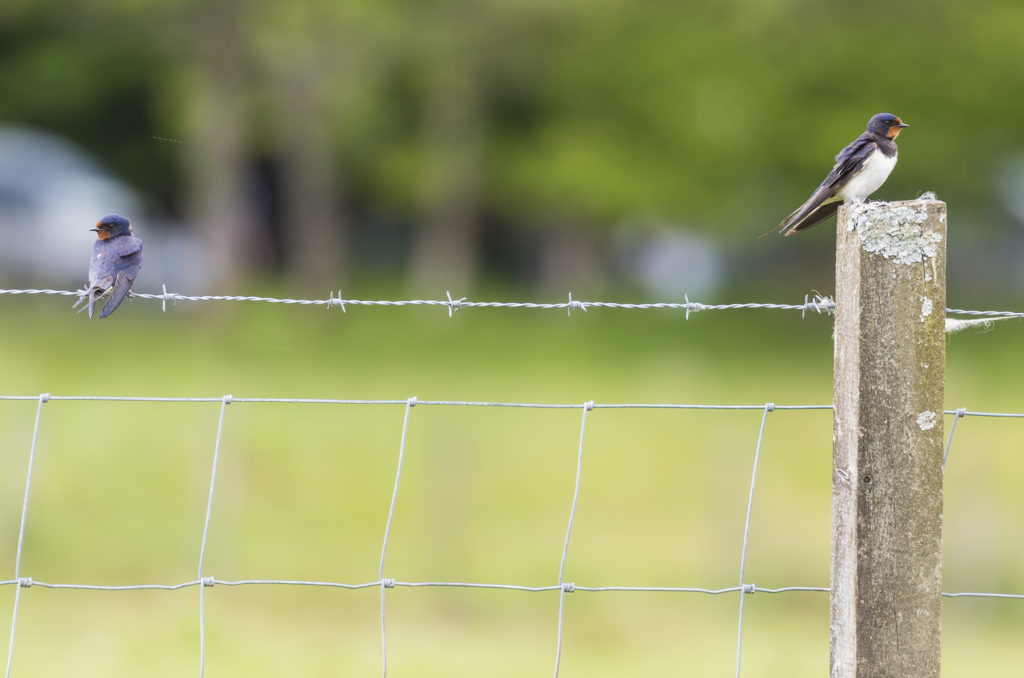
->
[768,113,909,237]
[72,214,143,319]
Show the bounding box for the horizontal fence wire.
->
[0,393,1019,421]
[1,576,1020,600]
[2,394,1022,677]
[2,287,1023,321]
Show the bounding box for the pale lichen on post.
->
[920,296,933,322]
[916,410,938,431]
[845,193,943,265]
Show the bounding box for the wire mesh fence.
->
[2,289,1022,675]
[2,393,1022,677]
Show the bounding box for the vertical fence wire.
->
[943,408,967,470]
[552,400,594,677]
[197,395,232,678]
[734,402,774,678]
[4,393,49,678]
[378,396,417,678]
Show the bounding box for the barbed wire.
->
[2,394,1021,677]
[2,286,1022,320]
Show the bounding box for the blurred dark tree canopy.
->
[1,0,1022,290]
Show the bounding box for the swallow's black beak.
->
[90,228,101,232]
[898,122,910,128]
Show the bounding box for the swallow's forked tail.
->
[760,197,842,239]
[72,288,106,319]
[760,202,811,239]
[758,222,787,239]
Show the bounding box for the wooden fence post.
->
[832,198,947,677]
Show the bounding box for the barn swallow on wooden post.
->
[72,214,143,318]
[771,113,909,236]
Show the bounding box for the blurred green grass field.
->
[1,292,1022,676]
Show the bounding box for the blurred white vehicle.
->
[0,125,207,291]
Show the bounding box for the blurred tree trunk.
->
[278,71,348,288]
[183,0,261,289]
[407,65,484,293]
[537,223,604,293]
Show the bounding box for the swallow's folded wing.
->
[97,246,143,319]
[775,134,877,236]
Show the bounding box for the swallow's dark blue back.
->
[90,234,143,318]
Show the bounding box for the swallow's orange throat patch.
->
[96,230,111,240]
[887,125,902,139]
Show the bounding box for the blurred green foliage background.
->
[1,0,1023,675]
[1,0,1024,294]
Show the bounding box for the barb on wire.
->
[445,290,464,317]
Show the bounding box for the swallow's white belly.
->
[838,148,898,202]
